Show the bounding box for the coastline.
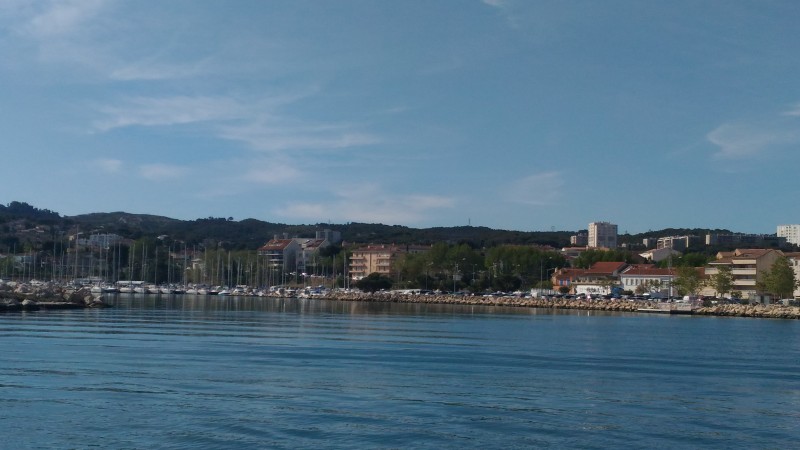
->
[315,292,800,319]
[2,284,799,319]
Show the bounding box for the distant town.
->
[1,202,799,304]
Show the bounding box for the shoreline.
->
[313,292,800,319]
[2,286,799,319]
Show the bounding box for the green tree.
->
[355,272,393,293]
[707,265,733,298]
[762,256,796,299]
[672,266,702,296]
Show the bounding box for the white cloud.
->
[707,123,800,160]
[784,103,800,116]
[242,160,304,185]
[504,171,564,206]
[93,96,247,131]
[275,184,456,225]
[219,119,381,152]
[91,158,123,173]
[482,0,507,8]
[24,0,106,38]
[109,59,214,81]
[139,163,190,180]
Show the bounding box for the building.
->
[619,265,676,298]
[295,238,331,275]
[777,225,800,246]
[702,248,782,299]
[588,222,617,249]
[570,233,588,246]
[656,235,698,251]
[783,252,800,298]
[705,233,786,247]
[571,261,627,296]
[258,237,301,276]
[348,244,403,280]
[639,247,680,263]
[551,267,587,292]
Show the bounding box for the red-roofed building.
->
[258,238,301,275]
[551,268,587,292]
[571,261,628,296]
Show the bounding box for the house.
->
[639,247,681,263]
[571,261,628,296]
[551,268,587,293]
[702,248,782,299]
[619,265,676,298]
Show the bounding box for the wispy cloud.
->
[91,158,123,173]
[23,0,106,38]
[504,171,564,206]
[275,184,456,224]
[93,92,381,153]
[219,119,380,153]
[92,96,246,131]
[706,123,800,160]
[784,103,800,116]
[139,163,190,180]
[481,0,507,8]
[242,158,305,185]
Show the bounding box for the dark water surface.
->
[2,295,798,448]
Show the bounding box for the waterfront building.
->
[702,248,782,299]
[258,237,301,277]
[551,268,587,293]
[781,252,800,299]
[588,222,617,249]
[571,261,627,296]
[349,244,403,280]
[619,265,676,297]
[777,224,800,246]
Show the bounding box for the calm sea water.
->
[1,295,798,449]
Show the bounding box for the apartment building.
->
[777,225,800,246]
[588,222,617,249]
[349,244,403,280]
[703,248,782,298]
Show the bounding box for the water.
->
[2,295,798,449]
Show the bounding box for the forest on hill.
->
[0,200,755,254]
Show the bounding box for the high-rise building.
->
[777,224,800,246]
[588,222,618,249]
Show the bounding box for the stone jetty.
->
[318,291,800,319]
[693,303,800,319]
[0,282,109,312]
[323,291,654,312]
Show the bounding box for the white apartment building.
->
[588,222,617,248]
[777,224,800,246]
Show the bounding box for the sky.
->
[1,0,799,234]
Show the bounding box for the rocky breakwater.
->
[0,282,109,312]
[694,303,800,319]
[322,291,657,312]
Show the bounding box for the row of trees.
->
[370,243,566,293]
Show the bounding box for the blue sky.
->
[2,0,799,234]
